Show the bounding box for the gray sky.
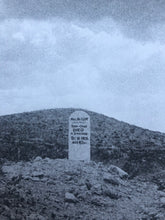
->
[0,0,165,132]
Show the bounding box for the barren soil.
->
[0,157,165,220]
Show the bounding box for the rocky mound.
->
[1,158,165,220]
[0,108,165,176]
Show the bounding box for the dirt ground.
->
[0,157,165,220]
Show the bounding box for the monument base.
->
[69,145,90,161]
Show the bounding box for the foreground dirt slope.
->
[1,158,165,220]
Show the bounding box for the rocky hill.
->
[0,108,165,176]
[1,157,165,220]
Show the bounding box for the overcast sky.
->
[0,0,165,132]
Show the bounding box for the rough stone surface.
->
[65,192,77,203]
[0,158,165,220]
[160,197,165,207]
[103,173,120,185]
[108,165,129,179]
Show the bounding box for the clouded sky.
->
[0,0,165,132]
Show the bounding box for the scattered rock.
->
[103,173,120,185]
[85,179,92,190]
[65,192,78,203]
[29,177,41,182]
[91,184,102,195]
[108,165,128,179]
[158,191,165,197]
[160,197,165,208]
[47,180,55,185]
[91,197,106,207]
[32,171,44,178]
[27,213,46,220]
[155,213,165,220]
[65,170,80,176]
[2,205,10,216]
[34,156,43,162]
[103,188,120,199]
[1,158,165,219]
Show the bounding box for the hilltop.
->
[0,108,165,176]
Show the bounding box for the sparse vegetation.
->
[0,108,165,176]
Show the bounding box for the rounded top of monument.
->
[69,110,90,118]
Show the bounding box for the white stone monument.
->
[69,111,90,161]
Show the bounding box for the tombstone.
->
[69,111,90,161]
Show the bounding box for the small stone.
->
[158,191,165,197]
[85,179,92,190]
[3,205,10,217]
[65,171,79,176]
[44,157,51,163]
[32,171,44,178]
[65,192,78,203]
[160,197,165,207]
[103,189,120,199]
[103,173,120,185]
[3,199,11,206]
[34,156,42,162]
[155,213,165,220]
[30,177,41,182]
[108,165,128,179]
[66,176,72,181]
[47,180,55,185]
[13,214,23,220]
[27,213,46,220]
[91,197,106,207]
[91,184,102,195]
[77,192,86,200]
